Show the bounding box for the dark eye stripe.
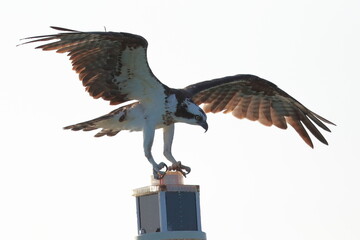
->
[175,106,194,119]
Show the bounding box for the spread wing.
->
[20,26,164,105]
[184,74,335,148]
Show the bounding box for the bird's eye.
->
[195,115,202,121]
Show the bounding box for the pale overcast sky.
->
[1,0,360,240]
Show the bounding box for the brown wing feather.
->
[20,26,162,105]
[258,98,272,126]
[184,74,335,147]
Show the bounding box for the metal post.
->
[133,171,207,240]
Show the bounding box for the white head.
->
[174,97,208,131]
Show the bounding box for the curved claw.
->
[168,161,191,177]
[153,162,168,179]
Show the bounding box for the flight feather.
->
[184,74,335,148]
[21,26,163,105]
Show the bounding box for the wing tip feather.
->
[50,26,78,32]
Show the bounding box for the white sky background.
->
[1,0,359,239]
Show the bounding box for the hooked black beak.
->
[199,121,208,133]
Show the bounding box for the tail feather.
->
[64,121,122,137]
[94,129,121,137]
[63,120,99,132]
[63,103,136,137]
[63,112,123,137]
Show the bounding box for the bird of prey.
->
[20,26,334,179]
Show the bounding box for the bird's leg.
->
[143,124,167,179]
[163,125,191,177]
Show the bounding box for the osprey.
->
[21,26,334,178]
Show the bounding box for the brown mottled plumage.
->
[22,26,158,105]
[185,75,334,148]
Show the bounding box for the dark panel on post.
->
[165,192,198,231]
